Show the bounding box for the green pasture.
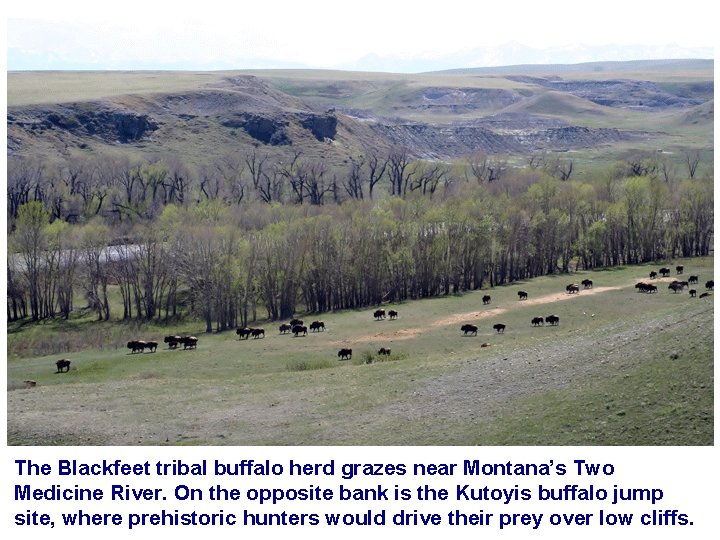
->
[7,257,714,446]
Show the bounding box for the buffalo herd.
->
[636,267,712,299]
[53,262,712,373]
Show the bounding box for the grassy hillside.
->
[7,257,714,446]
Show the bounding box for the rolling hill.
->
[7,59,714,165]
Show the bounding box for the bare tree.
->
[685,150,701,179]
[343,156,366,200]
[411,161,450,196]
[465,151,507,183]
[545,157,574,181]
[387,147,415,197]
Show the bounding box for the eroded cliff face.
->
[9,105,159,144]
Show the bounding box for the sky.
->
[4,0,716,72]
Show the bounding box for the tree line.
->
[7,153,713,328]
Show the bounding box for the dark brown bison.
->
[518,291,528,300]
[659,267,671,277]
[55,359,71,373]
[127,340,146,353]
[279,323,292,334]
[236,327,252,340]
[581,279,593,289]
[636,282,657,293]
[180,336,198,349]
[145,341,158,352]
[251,328,265,339]
[292,325,308,336]
[338,348,352,360]
[688,275,699,284]
[699,292,711,299]
[705,280,714,290]
[566,283,580,294]
[373,309,386,320]
[309,321,325,332]
[461,324,478,336]
[545,315,560,326]
[290,318,304,327]
[493,323,506,333]
[378,347,391,355]
[668,282,683,293]
[649,271,658,279]
[482,295,491,305]
[689,289,697,297]
[676,265,684,274]
[531,316,544,326]
[164,335,182,348]
[388,310,398,320]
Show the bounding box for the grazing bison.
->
[689,289,697,297]
[699,292,711,299]
[236,327,252,340]
[292,325,308,337]
[461,324,478,336]
[517,291,528,300]
[668,282,683,293]
[659,267,671,277]
[676,265,684,274]
[145,341,158,353]
[279,323,292,334]
[566,283,580,294]
[179,336,198,349]
[531,316,544,326]
[338,348,352,360]
[581,279,593,289]
[545,315,560,326]
[290,318,304,327]
[649,271,658,279]
[636,282,657,293]
[373,309,386,320]
[378,347,391,356]
[309,321,325,332]
[493,323,506,333]
[55,359,71,373]
[388,310,398,320]
[164,335,182,348]
[482,295,491,305]
[127,340,146,353]
[688,275,699,284]
[705,280,714,290]
[251,328,265,339]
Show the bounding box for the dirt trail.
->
[332,285,623,345]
